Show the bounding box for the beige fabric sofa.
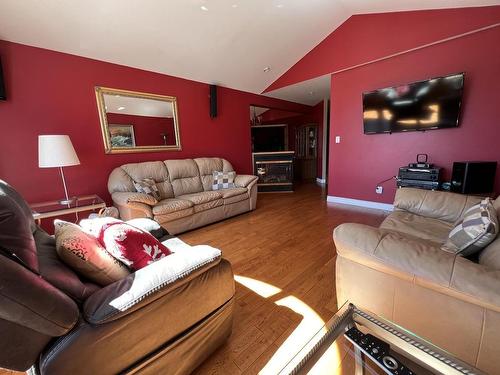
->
[334,188,500,374]
[108,158,258,235]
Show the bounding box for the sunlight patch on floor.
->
[234,276,343,374]
[234,274,282,298]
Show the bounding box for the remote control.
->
[344,327,415,375]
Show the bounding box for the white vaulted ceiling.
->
[0,0,498,98]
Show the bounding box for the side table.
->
[30,195,106,224]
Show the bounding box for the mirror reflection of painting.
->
[104,94,176,147]
[95,87,181,153]
[109,124,136,147]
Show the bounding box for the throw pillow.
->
[98,222,172,270]
[133,178,161,200]
[54,220,130,286]
[442,198,499,256]
[212,171,236,190]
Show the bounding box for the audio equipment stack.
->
[397,154,441,190]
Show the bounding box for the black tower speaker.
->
[451,161,497,194]
[209,84,217,118]
[0,57,6,101]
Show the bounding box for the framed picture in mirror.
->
[95,86,181,153]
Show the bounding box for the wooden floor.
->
[182,183,387,374]
[1,183,386,375]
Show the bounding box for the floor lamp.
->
[38,135,80,205]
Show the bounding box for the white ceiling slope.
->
[0,0,498,101]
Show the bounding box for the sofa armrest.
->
[83,245,221,324]
[334,223,500,311]
[111,192,154,219]
[0,256,79,336]
[235,174,258,189]
[112,191,157,206]
[393,187,482,223]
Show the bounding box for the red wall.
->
[329,22,500,203]
[106,113,175,146]
[0,40,311,204]
[265,6,500,92]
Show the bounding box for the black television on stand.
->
[0,57,6,101]
[362,73,464,134]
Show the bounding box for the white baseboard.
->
[316,178,326,185]
[326,195,394,211]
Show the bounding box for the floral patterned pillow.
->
[98,222,172,271]
[54,220,130,286]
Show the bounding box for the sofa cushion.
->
[54,220,130,286]
[219,187,249,205]
[380,211,453,244]
[120,161,174,199]
[155,207,194,224]
[153,198,194,215]
[479,236,500,270]
[393,187,482,223]
[177,191,222,205]
[218,187,247,198]
[442,198,499,257]
[164,159,203,196]
[195,157,224,191]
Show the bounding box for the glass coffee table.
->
[278,302,484,375]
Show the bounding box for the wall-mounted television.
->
[0,57,5,101]
[362,73,464,134]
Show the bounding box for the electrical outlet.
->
[375,186,383,194]
[335,136,341,144]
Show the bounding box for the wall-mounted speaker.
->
[209,84,217,118]
[0,57,6,101]
[451,161,497,194]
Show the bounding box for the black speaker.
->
[0,57,6,101]
[209,84,217,118]
[451,161,497,194]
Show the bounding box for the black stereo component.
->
[451,161,497,194]
[209,84,217,118]
[398,167,441,182]
[345,327,415,375]
[397,178,440,190]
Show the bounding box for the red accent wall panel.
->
[329,25,500,203]
[265,6,500,92]
[0,40,311,205]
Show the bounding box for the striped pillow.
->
[442,198,499,256]
[133,178,160,200]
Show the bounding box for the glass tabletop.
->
[31,195,106,219]
[277,302,484,375]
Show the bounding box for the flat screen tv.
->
[0,57,5,101]
[362,73,464,134]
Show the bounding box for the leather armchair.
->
[0,180,235,374]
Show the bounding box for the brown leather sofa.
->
[0,180,235,375]
[334,187,500,374]
[108,157,258,235]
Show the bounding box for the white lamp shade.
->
[38,135,80,168]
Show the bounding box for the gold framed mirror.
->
[95,86,181,154]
